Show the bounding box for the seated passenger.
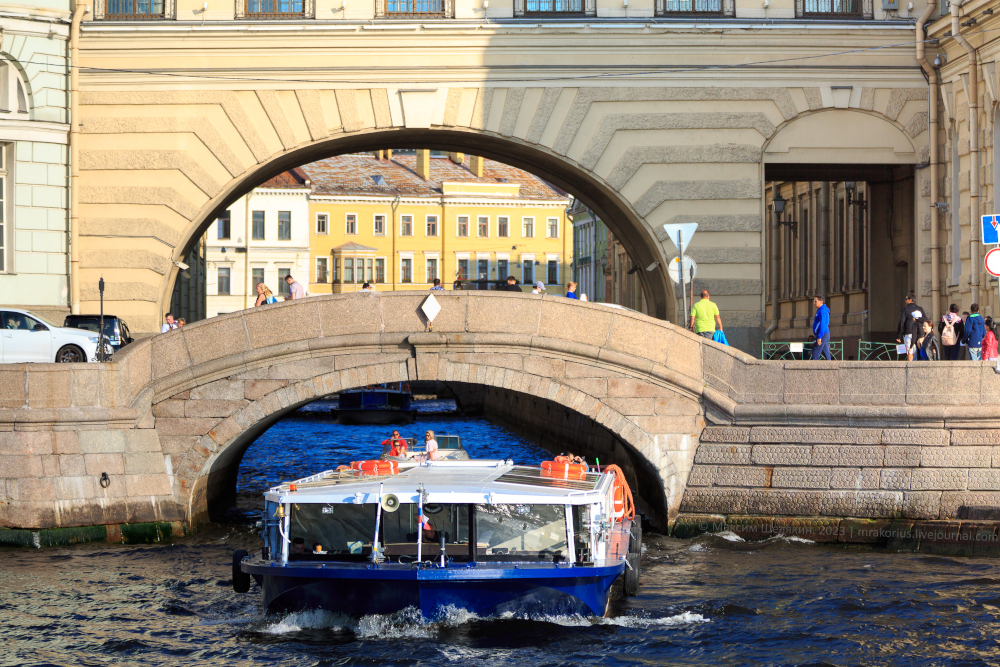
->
[555,453,588,470]
[424,430,439,461]
[291,537,306,554]
[407,518,437,542]
[381,430,408,457]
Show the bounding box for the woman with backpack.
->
[984,316,998,360]
[938,303,964,360]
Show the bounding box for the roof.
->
[332,242,379,252]
[256,167,311,190]
[301,153,570,202]
[264,461,610,506]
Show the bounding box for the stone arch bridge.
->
[5,293,1000,538]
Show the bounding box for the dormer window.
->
[371,174,387,186]
[0,60,29,117]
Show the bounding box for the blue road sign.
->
[983,214,1000,244]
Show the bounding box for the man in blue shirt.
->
[811,295,831,360]
[963,303,986,360]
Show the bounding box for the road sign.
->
[986,248,1000,277]
[983,215,1000,244]
[662,223,699,252]
[667,256,697,284]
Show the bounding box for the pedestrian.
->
[255,282,277,306]
[689,289,723,340]
[160,313,177,333]
[938,303,964,360]
[984,316,998,361]
[532,281,546,295]
[811,295,832,360]
[914,318,941,361]
[430,278,444,291]
[501,275,521,292]
[177,318,186,327]
[284,274,305,300]
[566,281,579,299]
[895,291,925,361]
[963,303,986,360]
[361,282,374,292]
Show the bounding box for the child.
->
[984,316,998,361]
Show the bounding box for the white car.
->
[0,308,102,363]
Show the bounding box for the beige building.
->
[68,0,959,352]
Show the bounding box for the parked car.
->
[0,309,102,363]
[63,314,134,353]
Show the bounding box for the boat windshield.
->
[437,436,462,450]
[290,503,378,558]
[474,504,568,560]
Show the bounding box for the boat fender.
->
[232,549,251,593]
[623,552,640,597]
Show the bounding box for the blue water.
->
[3,401,1000,666]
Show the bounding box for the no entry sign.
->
[986,248,1000,277]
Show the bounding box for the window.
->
[798,0,867,17]
[497,259,509,280]
[426,215,438,237]
[278,268,291,295]
[478,259,489,280]
[524,0,583,13]
[375,258,386,283]
[0,146,6,272]
[375,215,386,236]
[365,258,374,282]
[104,0,166,19]
[278,211,291,241]
[478,216,489,238]
[217,211,231,240]
[346,214,357,235]
[400,215,413,236]
[252,267,264,290]
[217,267,231,296]
[384,0,445,15]
[401,258,412,283]
[252,211,265,240]
[457,259,469,281]
[316,257,328,283]
[457,216,469,237]
[245,0,305,18]
[523,260,534,285]
[522,217,534,238]
[426,258,438,283]
[547,260,558,285]
[316,213,328,235]
[344,258,355,284]
[657,0,730,15]
[332,258,340,283]
[498,216,510,238]
[547,218,559,239]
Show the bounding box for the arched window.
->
[0,58,29,117]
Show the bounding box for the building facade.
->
[570,201,608,303]
[303,152,572,294]
[1,2,71,323]
[204,170,311,317]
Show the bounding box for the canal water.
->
[3,401,1000,666]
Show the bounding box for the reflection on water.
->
[3,402,1000,666]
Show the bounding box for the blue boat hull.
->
[245,560,625,618]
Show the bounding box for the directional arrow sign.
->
[662,222,699,253]
[983,215,1000,245]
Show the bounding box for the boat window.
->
[382,503,470,558]
[437,436,462,450]
[289,503,376,558]
[474,504,568,559]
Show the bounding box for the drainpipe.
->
[764,182,780,340]
[917,0,940,322]
[68,3,89,315]
[954,0,980,306]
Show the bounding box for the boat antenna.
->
[595,457,601,473]
[371,482,384,564]
[416,483,425,563]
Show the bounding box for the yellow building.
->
[303,151,573,295]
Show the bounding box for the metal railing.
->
[97,0,172,19]
[657,0,735,16]
[514,0,596,16]
[857,341,906,361]
[236,0,313,18]
[375,0,454,17]
[796,0,873,18]
[761,340,844,361]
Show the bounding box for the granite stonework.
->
[6,293,1000,540]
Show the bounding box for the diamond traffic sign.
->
[661,223,699,253]
[983,215,1000,245]
[420,294,441,323]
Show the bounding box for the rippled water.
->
[3,402,1000,666]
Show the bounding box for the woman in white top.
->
[531,281,546,295]
[424,430,439,460]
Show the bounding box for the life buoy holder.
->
[351,460,399,474]
[603,464,635,523]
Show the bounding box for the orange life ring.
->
[541,460,588,477]
[603,464,635,523]
[351,460,399,474]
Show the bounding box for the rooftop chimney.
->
[469,155,484,177]
[416,149,431,180]
[449,152,465,165]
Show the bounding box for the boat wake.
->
[252,605,708,638]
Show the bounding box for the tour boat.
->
[232,459,641,618]
[334,383,417,425]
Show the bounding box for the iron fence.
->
[657,0,735,16]
[857,341,906,361]
[761,340,844,361]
